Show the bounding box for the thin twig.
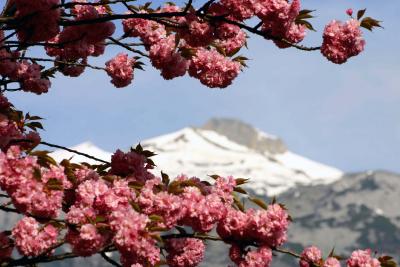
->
[107,37,148,58]
[274,247,302,259]
[100,252,122,267]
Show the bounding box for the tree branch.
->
[40,141,110,164]
[100,252,122,267]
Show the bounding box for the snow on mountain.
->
[142,126,342,195]
[50,119,343,196]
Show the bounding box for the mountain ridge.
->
[50,119,343,195]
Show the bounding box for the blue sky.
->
[6,0,400,173]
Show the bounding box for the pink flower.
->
[300,246,323,267]
[248,204,290,247]
[57,57,87,77]
[347,249,381,267]
[76,178,109,206]
[12,217,58,257]
[0,49,18,78]
[95,179,135,212]
[0,232,13,261]
[321,19,365,64]
[149,35,188,80]
[230,245,273,267]
[165,238,205,267]
[216,208,248,240]
[109,208,160,266]
[66,224,109,256]
[67,204,97,225]
[122,14,166,47]
[219,0,255,21]
[179,186,227,232]
[105,54,135,88]
[15,0,60,42]
[346,9,354,16]
[137,178,184,229]
[0,119,23,151]
[110,149,154,181]
[215,23,247,56]
[229,244,243,265]
[189,48,241,88]
[258,0,307,48]
[324,257,341,267]
[179,13,215,47]
[240,246,273,267]
[0,93,11,111]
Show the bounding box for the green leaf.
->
[295,19,316,31]
[32,167,42,182]
[235,178,250,186]
[233,56,249,67]
[30,150,58,168]
[25,121,44,131]
[95,215,107,223]
[233,194,245,212]
[296,9,315,20]
[46,178,63,191]
[161,171,170,186]
[249,197,268,210]
[149,215,164,222]
[208,174,220,180]
[233,187,248,195]
[357,9,366,20]
[360,17,383,31]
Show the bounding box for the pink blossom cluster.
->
[149,35,189,80]
[0,146,69,218]
[347,249,381,267]
[324,257,341,267]
[257,0,306,48]
[300,246,323,267]
[14,0,61,42]
[215,0,307,49]
[105,53,135,88]
[122,5,247,88]
[215,23,247,56]
[0,142,392,267]
[297,246,382,267]
[44,0,115,78]
[230,244,273,267]
[0,48,51,94]
[217,203,290,248]
[165,238,205,267]
[321,19,365,64]
[110,149,154,181]
[189,48,241,88]
[0,232,13,261]
[0,97,41,151]
[12,217,58,257]
[137,178,183,229]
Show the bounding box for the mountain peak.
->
[201,118,287,154]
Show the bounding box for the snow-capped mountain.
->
[51,118,342,196]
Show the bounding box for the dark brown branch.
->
[100,252,122,267]
[10,57,106,71]
[274,247,302,259]
[5,252,77,267]
[161,233,222,242]
[40,141,110,164]
[107,37,148,58]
